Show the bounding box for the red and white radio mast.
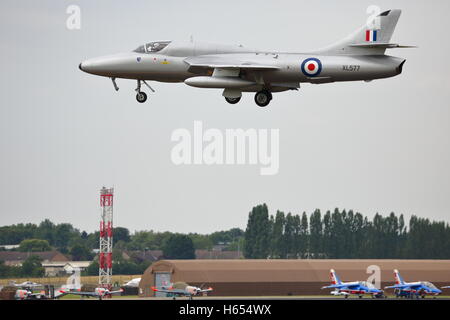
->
[99,187,114,289]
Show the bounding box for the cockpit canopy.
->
[421,281,437,290]
[359,281,376,289]
[134,41,171,53]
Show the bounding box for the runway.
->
[107,295,450,301]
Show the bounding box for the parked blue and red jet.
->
[321,269,384,298]
[384,269,442,298]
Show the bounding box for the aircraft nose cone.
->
[78,53,132,77]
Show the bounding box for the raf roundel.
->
[301,58,322,77]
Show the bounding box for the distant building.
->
[42,261,91,277]
[0,245,20,250]
[122,250,242,262]
[139,259,450,297]
[0,251,69,267]
[123,250,163,263]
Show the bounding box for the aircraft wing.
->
[349,43,417,49]
[321,284,351,289]
[108,289,124,295]
[151,287,187,295]
[60,290,99,297]
[198,287,213,293]
[385,284,418,290]
[60,288,123,297]
[184,55,280,71]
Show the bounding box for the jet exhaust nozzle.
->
[397,60,406,74]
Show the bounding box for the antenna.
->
[99,186,114,289]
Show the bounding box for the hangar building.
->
[139,259,450,297]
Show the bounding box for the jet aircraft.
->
[59,287,124,300]
[79,9,411,107]
[385,269,442,298]
[124,277,141,287]
[151,282,213,299]
[10,280,42,288]
[321,269,384,298]
[14,288,47,300]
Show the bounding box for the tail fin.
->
[330,269,342,285]
[314,9,402,55]
[394,269,405,285]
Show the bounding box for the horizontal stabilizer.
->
[349,43,417,49]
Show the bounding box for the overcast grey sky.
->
[0,0,449,234]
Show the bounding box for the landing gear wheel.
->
[225,97,241,104]
[136,91,147,103]
[254,90,271,107]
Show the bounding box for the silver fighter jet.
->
[79,9,412,107]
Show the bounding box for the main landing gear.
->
[254,90,272,107]
[225,97,241,104]
[223,90,273,107]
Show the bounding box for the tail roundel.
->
[394,269,405,285]
[330,269,342,285]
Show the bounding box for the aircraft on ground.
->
[14,288,47,300]
[10,280,42,288]
[124,278,141,287]
[59,287,124,300]
[384,269,442,298]
[321,269,384,298]
[79,9,412,107]
[151,282,213,300]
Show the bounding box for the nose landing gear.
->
[135,80,155,103]
[136,91,147,103]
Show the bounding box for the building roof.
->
[0,251,69,262]
[146,259,450,283]
[125,250,163,262]
[42,261,91,268]
[195,250,242,259]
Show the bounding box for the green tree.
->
[244,204,271,259]
[188,233,213,250]
[299,212,309,258]
[114,227,131,244]
[70,244,93,261]
[162,234,195,259]
[86,260,99,276]
[19,239,51,252]
[21,255,44,277]
[37,219,56,245]
[271,211,285,258]
[283,213,296,258]
[309,209,322,258]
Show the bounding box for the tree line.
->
[244,204,450,259]
[0,219,243,255]
[0,219,244,278]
